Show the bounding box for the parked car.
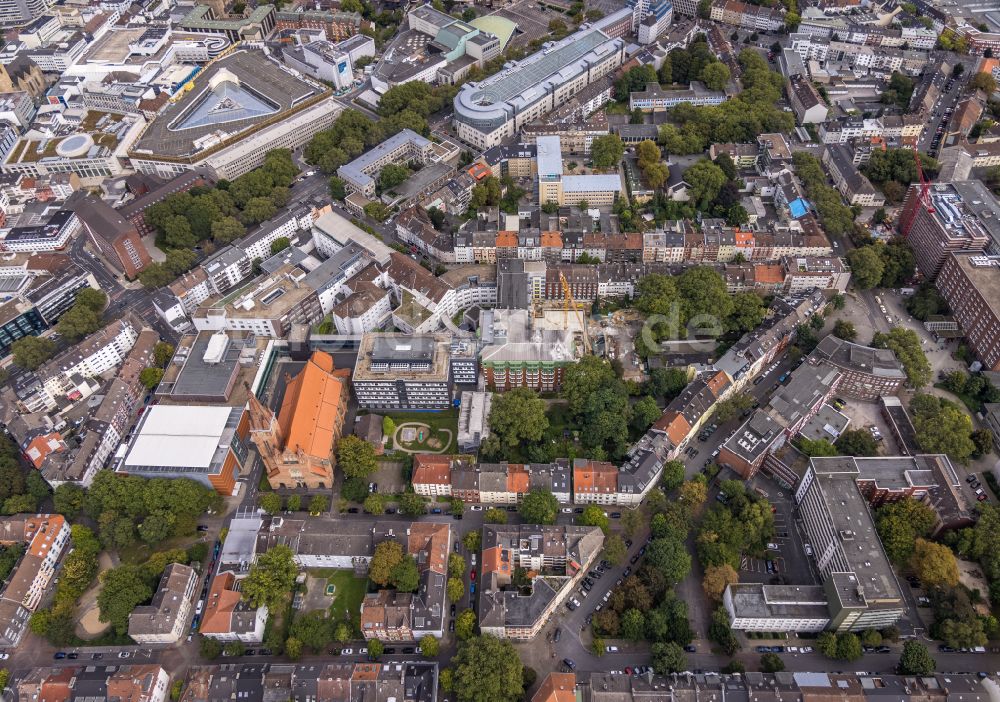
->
[606,646,620,653]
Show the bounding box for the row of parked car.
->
[756,645,814,654]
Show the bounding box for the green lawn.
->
[379,409,459,454]
[315,569,369,629]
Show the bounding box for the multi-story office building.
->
[794,457,906,632]
[453,23,626,149]
[724,584,832,633]
[479,309,576,392]
[936,252,1000,371]
[338,129,435,198]
[352,333,452,410]
[898,181,996,279]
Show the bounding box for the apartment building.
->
[479,309,577,392]
[128,563,199,645]
[0,514,70,646]
[821,145,885,207]
[338,129,435,198]
[479,524,603,639]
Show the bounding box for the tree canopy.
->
[451,636,523,702]
[241,545,297,611]
[518,489,559,525]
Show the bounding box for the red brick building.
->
[937,252,1000,371]
[73,197,151,278]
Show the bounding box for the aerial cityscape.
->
[1,0,1000,698]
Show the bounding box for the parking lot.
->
[738,476,820,588]
[492,0,554,49]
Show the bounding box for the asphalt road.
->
[917,63,969,156]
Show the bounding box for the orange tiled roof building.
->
[247,351,350,490]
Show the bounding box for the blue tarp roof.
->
[789,198,809,219]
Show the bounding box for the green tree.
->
[200,637,222,659]
[760,653,785,672]
[488,387,549,447]
[420,634,439,657]
[647,536,691,584]
[651,641,686,674]
[309,494,330,514]
[836,632,863,661]
[899,641,936,675]
[483,507,507,524]
[452,635,523,702]
[684,159,728,211]
[286,494,302,511]
[399,492,426,518]
[211,216,245,244]
[328,176,347,201]
[833,320,857,341]
[835,429,878,457]
[369,540,404,586]
[53,483,85,519]
[910,538,959,587]
[152,342,175,368]
[390,554,420,592]
[270,237,291,255]
[365,638,383,659]
[259,492,282,514]
[700,62,731,90]
[847,246,885,289]
[909,393,975,461]
[577,505,609,533]
[449,553,466,579]
[241,545,298,611]
[139,367,164,390]
[363,493,384,515]
[97,566,153,634]
[455,609,477,641]
[872,329,931,388]
[621,608,646,641]
[797,438,838,457]
[631,395,662,433]
[713,393,754,423]
[11,336,56,370]
[518,489,559,525]
[702,563,738,601]
[603,533,627,564]
[447,577,465,602]
[463,530,480,552]
[337,435,379,479]
[591,134,625,169]
[969,73,997,95]
[876,497,937,563]
[284,637,303,659]
[647,368,688,401]
[729,292,766,333]
[379,164,410,191]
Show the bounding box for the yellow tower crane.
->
[559,271,591,355]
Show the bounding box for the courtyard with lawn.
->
[381,409,458,454]
[304,569,369,635]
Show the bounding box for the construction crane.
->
[559,272,591,355]
[911,144,935,214]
